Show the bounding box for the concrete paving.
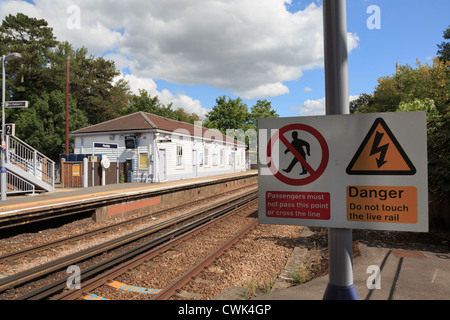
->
[254,237,450,300]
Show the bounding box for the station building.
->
[69,112,247,184]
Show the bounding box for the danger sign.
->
[346,118,416,175]
[258,112,428,232]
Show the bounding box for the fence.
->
[61,158,126,188]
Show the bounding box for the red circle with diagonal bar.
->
[267,123,329,186]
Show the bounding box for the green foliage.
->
[426,110,450,197]
[350,93,376,114]
[437,25,450,62]
[397,98,439,122]
[0,13,58,97]
[204,96,250,134]
[397,99,449,197]
[204,96,279,133]
[352,58,450,114]
[249,99,279,129]
[8,91,86,160]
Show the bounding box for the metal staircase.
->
[3,135,55,194]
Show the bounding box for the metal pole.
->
[322,0,358,300]
[65,56,70,155]
[1,56,6,200]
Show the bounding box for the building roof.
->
[71,112,244,145]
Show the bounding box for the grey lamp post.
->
[1,52,22,200]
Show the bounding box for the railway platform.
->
[0,171,258,230]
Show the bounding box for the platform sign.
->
[94,143,118,149]
[5,101,28,108]
[258,112,428,232]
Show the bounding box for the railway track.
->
[152,219,258,300]
[54,200,258,300]
[0,183,257,267]
[0,188,257,300]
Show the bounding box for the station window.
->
[220,148,224,166]
[204,147,209,167]
[176,145,183,168]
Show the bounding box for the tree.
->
[0,13,58,97]
[396,99,449,198]
[349,93,375,114]
[352,59,450,114]
[50,42,129,123]
[12,91,87,160]
[64,45,124,124]
[204,96,250,133]
[125,89,172,117]
[437,25,450,63]
[171,107,201,124]
[248,99,279,129]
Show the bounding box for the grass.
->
[289,241,324,285]
[244,276,276,300]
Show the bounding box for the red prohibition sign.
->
[267,123,329,186]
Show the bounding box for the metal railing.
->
[6,135,55,190]
[6,171,35,195]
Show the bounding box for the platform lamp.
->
[1,52,22,201]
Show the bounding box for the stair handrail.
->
[6,170,35,195]
[6,135,55,189]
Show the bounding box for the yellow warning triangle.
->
[346,118,416,175]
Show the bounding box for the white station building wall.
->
[73,130,246,183]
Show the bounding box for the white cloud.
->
[292,97,326,116]
[0,0,359,105]
[292,95,360,116]
[237,83,290,100]
[121,74,158,95]
[304,87,313,92]
[166,92,207,118]
[120,73,208,118]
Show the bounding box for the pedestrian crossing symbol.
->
[346,118,416,175]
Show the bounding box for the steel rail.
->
[152,218,259,300]
[0,184,257,264]
[16,192,258,300]
[0,189,256,295]
[54,200,257,301]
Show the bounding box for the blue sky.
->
[1,0,449,119]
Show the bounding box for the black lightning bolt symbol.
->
[370,131,389,168]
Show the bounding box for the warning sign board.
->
[346,118,416,175]
[258,112,428,232]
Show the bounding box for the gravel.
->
[0,185,308,300]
